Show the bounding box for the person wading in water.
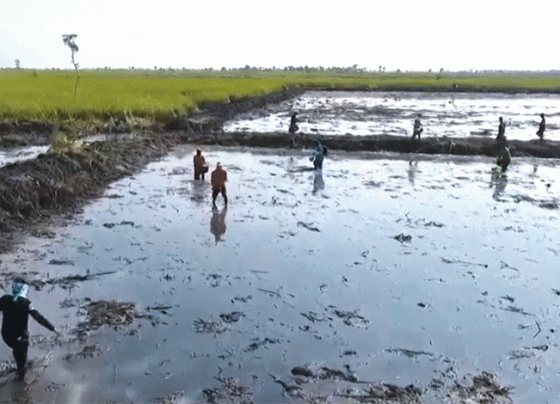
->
[211,163,228,208]
[0,277,57,381]
[536,113,546,140]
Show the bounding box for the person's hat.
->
[217,162,222,167]
[13,277,28,285]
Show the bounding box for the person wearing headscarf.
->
[0,277,57,381]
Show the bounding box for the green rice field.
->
[1,68,559,124]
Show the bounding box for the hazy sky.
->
[1,0,558,71]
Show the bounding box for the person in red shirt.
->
[193,149,208,180]
[211,163,228,207]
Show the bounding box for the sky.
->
[1,0,558,72]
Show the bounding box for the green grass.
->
[1,68,559,126]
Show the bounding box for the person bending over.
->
[496,145,512,172]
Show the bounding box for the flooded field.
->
[0,144,559,402]
[223,91,560,141]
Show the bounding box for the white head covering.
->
[11,278,29,301]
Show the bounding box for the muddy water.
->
[223,91,560,141]
[0,145,50,168]
[0,145,559,402]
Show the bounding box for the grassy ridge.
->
[1,68,559,124]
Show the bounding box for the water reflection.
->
[190,180,207,204]
[408,160,419,184]
[312,170,324,194]
[210,206,227,243]
[490,170,508,201]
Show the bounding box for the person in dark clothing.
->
[412,114,423,140]
[289,112,299,147]
[496,116,506,142]
[537,113,546,140]
[310,138,327,170]
[289,112,299,135]
[496,145,512,172]
[0,277,56,381]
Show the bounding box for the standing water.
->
[223,91,559,141]
[0,143,559,402]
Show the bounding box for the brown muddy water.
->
[0,145,559,403]
[223,91,559,141]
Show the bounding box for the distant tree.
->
[62,34,80,94]
[14,59,21,69]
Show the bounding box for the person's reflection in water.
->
[312,170,324,195]
[490,170,508,201]
[11,378,31,403]
[408,159,418,185]
[210,206,227,244]
[190,179,207,204]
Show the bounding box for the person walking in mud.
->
[288,112,299,146]
[193,148,208,180]
[310,138,327,170]
[536,113,546,140]
[412,114,423,140]
[0,277,57,381]
[496,116,506,143]
[495,144,512,173]
[211,162,228,208]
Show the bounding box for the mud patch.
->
[193,318,227,334]
[202,377,253,404]
[268,366,512,403]
[85,300,140,330]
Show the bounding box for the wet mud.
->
[1,145,558,402]
[0,90,558,402]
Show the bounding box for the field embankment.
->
[0,88,301,252]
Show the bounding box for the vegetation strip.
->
[2,69,559,124]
